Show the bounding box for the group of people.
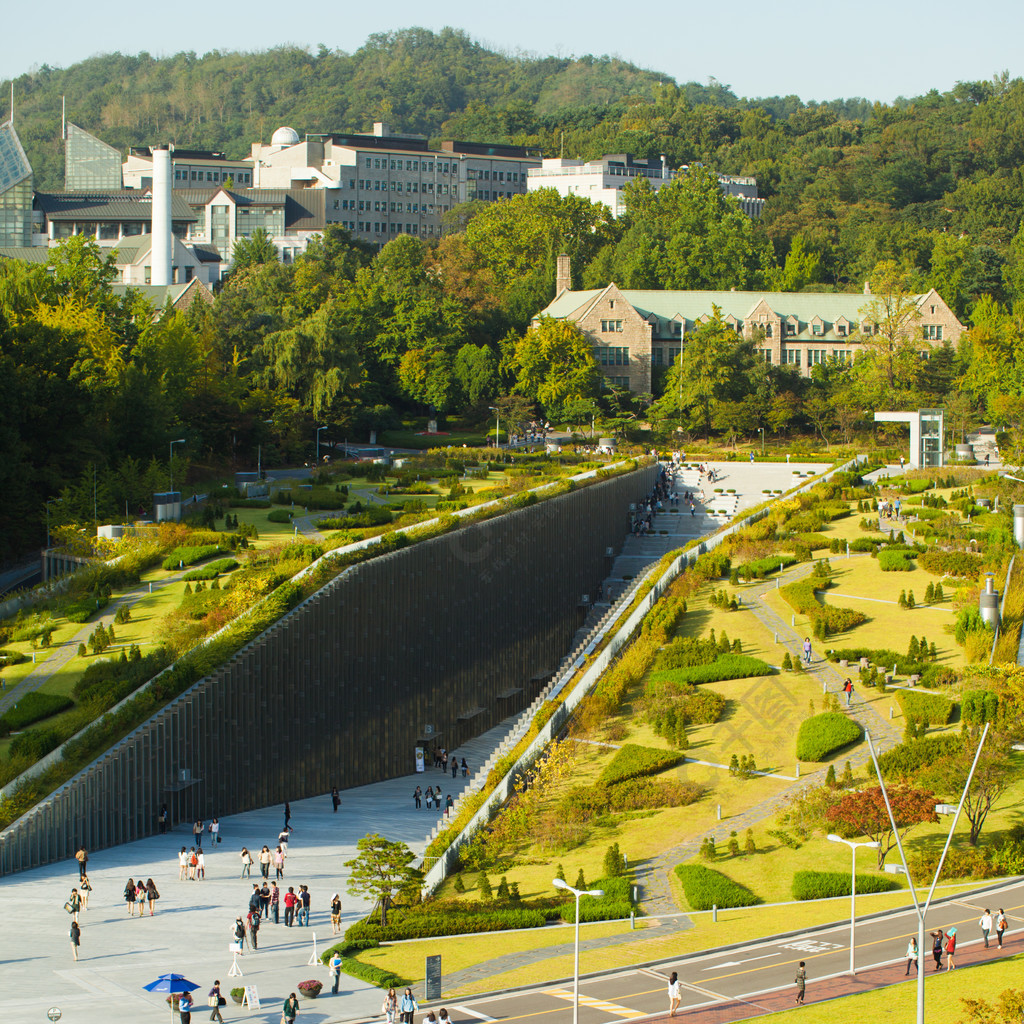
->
[413,786,455,817]
[173,985,295,1024]
[123,877,160,916]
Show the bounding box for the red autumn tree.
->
[825,786,938,868]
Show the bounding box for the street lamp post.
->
[827,834,879,976]
[316,425,328,466]
[553,877,604,1024]
[489,406,500,449]
[169,438,186,495]
[758,426,765,455]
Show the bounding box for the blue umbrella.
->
[144,974,199,1021]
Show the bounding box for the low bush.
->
[228,498,272,509]
[791,870,900,900]
[795,712,863,761]
[735,555,797,580]
[559,877,635,922]
[896,689,955,725]
[162,545,224,571]
[919,550,983,579]
[849,538,882,552]
[649,655,773,686]
[10,726,62,760]
[780,579,867,639]
[878,550,915,572]
[674,864,763,910]
[876,735,964,780]
[599,744,685,786]
[267,509,294,523]
[0,692,74,734]
[318,506,393,530]
[345,907,547,942]
[796,533,831,551]
[182,559,240,581]
[962,689,1000,724]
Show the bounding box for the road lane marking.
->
[703,953,779,969]
[545,988,646,1018]
[454,1007,497,1021]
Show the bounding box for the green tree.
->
[344,833,421,926]
[514,317,602,410]
[231,228,280,270]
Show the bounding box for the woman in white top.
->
[668,971,682,1016]
[905,937,918,974]
[210,818,220,846]
[178,847,188,880]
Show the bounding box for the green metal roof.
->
[0,246,50,264]
[36,191,197,222]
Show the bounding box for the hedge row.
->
[0,692,74,734]
[795,712,863,761]
[876,735,964,780]
[345,908,548,942]
[317,946,406,990]
[918,549,983,579]
[780,578,867,639]
[267,509,294,523]
[674,864,763,910]
[878,550,915,572]
[896,689,955,724]
[182,558,240,581]
[228,498,272,509]
[826,647,923,674]
[792,870,900,900]
[736,554,797,579]
[162,544,224,571]
[649,655,774,686]
[559,877,635,922]
[599,744,685,786]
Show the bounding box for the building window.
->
[923,325,943,340]
[607,376,630,390]
[784,321,796,336]
[808,349,827,365]
[833,349,852,363]
[764,323,773,337]
[783,349,802,367]
[595,346,629,366]
[759,349,772,363]
[812,323,823,336]
[836,323,847,336]
[600,319,623,333]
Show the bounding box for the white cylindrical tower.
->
[151,147,172,287]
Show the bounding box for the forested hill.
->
[11,26,866,192]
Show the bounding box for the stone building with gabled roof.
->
[534,259,966,393]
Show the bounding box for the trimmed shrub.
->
[878,550,914,572]
[267,509,294,523]
[344,908,547,942]
[919,550,983,579]
[796,712,863,761]
[559,876,635,922]
[182,558,240,581]
[599,744,685,786]
[649,655,774,686]
[962,689,1000,724]
[736,555,797,580]
[780,579,867,638]
[896,690,955,725]
[792,870,900,900]
[0,692,73,733]
[876,735,964,780]
[162,545,224,570]
[674,864,763,910]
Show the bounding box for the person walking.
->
[136,878,147,910]
[239,847,253,878]
[179,847,188,880]
[69,918,81,961]
[298,884,311,926]
[843,678,854,707]
[178,990,193,1024]
[946,927,957,970]
[274,845,285,879]
[196,849,205,880]
[667,971,682,1016]
[461,758,469,777]
[207,980,225,1023]
[192,820,204,850]
[331,787,341,813]
[400,987,418,1024]
[75,846,88,882]
[232,917,247,953]
[930,929,944,970]
[283,802,292,832]
[802,637,812,665]
[382,988,398,1024]
[66,887,82,923]
[980,909,993,948]
[188,847,198,880]
[247,909,260,950]
[80,875,92,909]
[258,845,271,879]
[270,882,281,924]
[248,884,262,921]
[146,878,160,915]
[905,936,919,974]
[124,877,137,916]
[259,882,271,919]
[209,818,220,847]
[283,993,299,1024]
[445,793,454,818]
[413,786,422,809]
[159,804,168,834]
[424,786,434,810]
[996,908,1008,948]
[329,949,343,994]
[450,756,458,779]
[794,962,806,1004]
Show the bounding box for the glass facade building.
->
[0,121,33,247]
[65,123,122,191]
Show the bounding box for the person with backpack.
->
[930,929,944,970]
[996,908,1008,948]
[232,917,247,953]
[146,878,160,915]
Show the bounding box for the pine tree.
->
[841,761,854,787]
[924,582,935,603]
[825,764,837,788]
[907,590,916,608]
[478,872,493,900]
[453,874,465,893]
[496,876,511,901]
[744,828,756,855]
[898,590,908,608]
[555,864,565,882]
[908,636,920,659]
[782,652,794,670]
[574,868,587,890]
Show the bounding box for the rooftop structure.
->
[65,123,122,191]
[0,120,34,247]
[124,147,253,190]
[527,155,764,218]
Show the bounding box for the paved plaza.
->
[0,458,831,1024]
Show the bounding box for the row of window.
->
[652,347,682,366]
[600,319,623,332]
[340,221,441,237]
[337,199,449,215]
[466,169,520,182]
[596,347,629,366]
[353,180,456,195]
[773,348,855,367]
[174,168,251,185]
[359,156,526,181]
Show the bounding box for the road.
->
[445,879,1024,1024]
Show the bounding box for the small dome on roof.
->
[271,126,300,146]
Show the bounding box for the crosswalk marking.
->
[545,988,646,1019]
[454,1006,497,1022]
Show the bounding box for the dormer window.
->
[836,323,847,337]
[812,323,823,336]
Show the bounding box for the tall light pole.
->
[758,426,765,455]
[316,425,328,465]
[553,877,603,1024]
[169,438,186,495]
[489,406,500,449]
[826,833,879,975]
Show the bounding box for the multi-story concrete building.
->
[534,258,965,393]
[527,155,764,218]
[247,122,538,247]
[124,147,254,190]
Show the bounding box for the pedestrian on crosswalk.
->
[667,972,682,1016]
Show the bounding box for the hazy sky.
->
[4,0,1022,105]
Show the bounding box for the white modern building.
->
[124,147,254,190]
[246,122,539,246]
[527,154,765,218]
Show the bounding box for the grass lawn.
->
[382,429,490,449]
[764,950,1024,1024]
[229,506,304,546]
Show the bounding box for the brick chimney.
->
[556,253,571,294]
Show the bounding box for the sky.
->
[4,0,1023,105]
